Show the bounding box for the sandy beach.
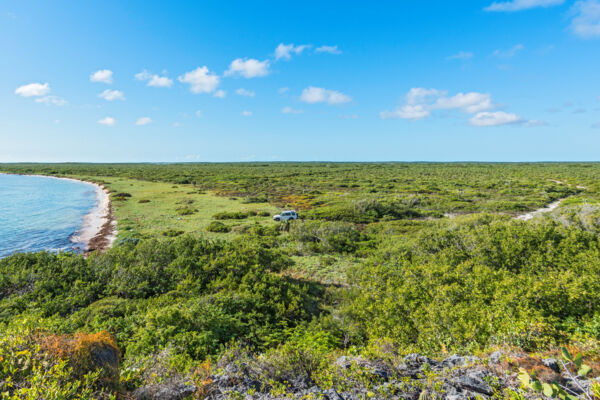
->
[70,181,117,255]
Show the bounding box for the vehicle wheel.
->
[274,217,280,221]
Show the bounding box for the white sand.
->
[70,182,116,251]
[515,199,563,221]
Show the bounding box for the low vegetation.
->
[1,162,600,398]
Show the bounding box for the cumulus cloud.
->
[447,51,474,60]
[178,66,220,93]
[281,106,304,114]
[241,110,252,117]
[435,92,493,113]
[380,105,430,120]
[90,69,113,84]
[469,111,522,126]
[213,90,226,98]
[485,0,564,12]
[570,0,600,38]
[225,58,270,78]
[493,44,525,58]
[278,87,289,95]
[135,70,173,87]
[275,43,311,60]
[300,86,352,105]
[35,96,67,106]
[98,117,115,126]
[136,117,152,126]
[235,88,255,97]
[380,87,505,122]
[98,89,125,101]
[15,82,50,97]
[195,110,203,118]
[315,45,342,55]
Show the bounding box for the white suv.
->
[273,210,298,222]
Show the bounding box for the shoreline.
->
[0,173,117,255]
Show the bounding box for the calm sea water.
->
[0,174,99,258]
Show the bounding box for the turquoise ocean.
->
[0,174,99,258]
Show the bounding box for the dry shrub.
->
[191,360,214,398]
[280,194,315,210]
[39,331,121,388]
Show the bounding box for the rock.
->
[224,362,239,374]
[451,371,493,396]
[133,382,197,400]
[323,388,345,400]
[442,355,480,369]
[336,355,361,369]
[542,358,560,373]
[404,353,439,368]
[335,355,392,380]
[488,351,502,364]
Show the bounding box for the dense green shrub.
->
[206,221,231,232]
[289,220,371,254]
[0,236,318,362]
[344,217,600,353]
[162,229,184,237]
[213,211,248,220]
[176,206,197,215]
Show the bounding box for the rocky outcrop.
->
[132,382,197,400]
[132,351,597,400]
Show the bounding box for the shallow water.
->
[0,174,98,258]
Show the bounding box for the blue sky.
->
[1,0,599,162]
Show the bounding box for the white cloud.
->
[241,110,252,117]
[98,117,115,126]
[178,66,220,94]
[15,82,50,97]
[98,89,125,101]
[300,86,352,105]
[135,70,173,87]
[434,92,493,113]
[90,69,113,84]
[282,106,304,114]
[195,110,203,118]
[136,117,152,126]
[224,58,270,78]
[235,88,255,97]
[213,90,226,98]
[469,111,521,126]
[570,0,600,38]
[380,105,431,120]
[405,88,443,105]
[493,44,525,58]
[35,96,67,106]
[381,88,496,121]
[275,43,311,60]
[278,87,289,95]
[315,45,342,55]
[447,51,474,60]
[485,0,564,12]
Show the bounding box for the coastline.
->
[0,173,117,255]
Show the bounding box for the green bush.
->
[206,221,231,232]
[213,211,248,220]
